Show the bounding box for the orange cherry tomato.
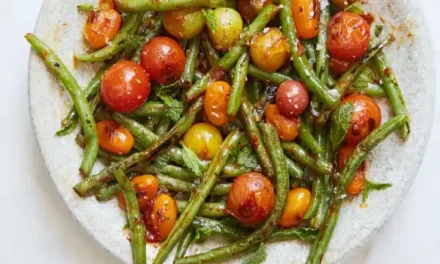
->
[117,175,159,211]
[329,56,353,76]
[204,81,234,126]
[140,36,186,85]
[279,188,312,228]
[101,60,151,113]
[341,94,382,144]
[227,172,275,225]
[237,0,273,22]
[250,28,290,72]
[327,12,370,62]
[146,194,178,242]
[338,144,367,195]
[292,0,320,39]
[83,9,121,49]
[97,120,134,154]
[265,104,300,141]
[98,0,115,9]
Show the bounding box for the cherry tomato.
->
[265,104,300,141]
[327,12,370,62]
[101,60,151,113]
[146,194,178,242]
[276,80,310,118]
[227,172,275,225]
[237,0,273,22]
[332,0,357,9]
[98,0,115,9]
[341,94,382,144]
[117,175,159,211]
[250,28,290,72]
[329,56,353,76]
[292,0,320,39]
[207,8,243,51]
[183,123,224,160]
[96,120,134,154]
[83,9,122,49]
[164,8,205,39]
[338,144,366,195]
[140,36,186,85]
[279,188,312,228]
[204,81,234,126]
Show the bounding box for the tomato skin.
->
[292,0,320,39]
[83,9,121,49]
[140,36,186,85]
[338,144,366,195]
[97,120,134,154]
[183,123,223,160]
[265,104,300,141]
[329,56,353,76]
[101,60,151,113]
[117,175,159,211]
[163,8,205,39]
[341,94,382,144]
[207,8,243,51]
[279,188,312,228]
[327,12,370,62]
[227,172,275,225]
[146,194,178,242]
[250,28,290,72]
[237,0,273,22]
[276,80,310,118]
[204,81,234,126]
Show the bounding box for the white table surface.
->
[0,0,438,263]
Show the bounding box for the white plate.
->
[28,0,435,263]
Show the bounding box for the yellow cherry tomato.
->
[292,0,320,39]
[250,28,290,72]
[207,8,243,51]
[183,123,223,160]
[147,194,178,241]
[279,188,312,228]
[164,8,205,39]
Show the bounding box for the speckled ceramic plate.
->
[28,0,435,263]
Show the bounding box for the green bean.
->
[278,1,339,108]
[303,173,323,220]
[112,113,159,149]
[174,124,288,264]
[115,0,235,12]
[266,228,318,243]
[73,97,204,196]
[75,14,142,62]
[307,115,408,264]
[253,84,278,122]
[245,79,264,104]
[192,217,249,239]
[348,83,386,97]
[176,229,195,259]
[222,163,253,177]
[185,5,280,101]
[227,52,250,116]
[285,156,303,180]
[95,183,121,202]
[75,133,126,163]
[157,174,194,192]
[240,98,274,177]
[77,3,95,11]
[129,102,168,117]
[176,201,227,218]
[281,142,332,175]
[144,116,160,132]
[113,170,146,264]
[132,13,163,63]
[248,64,292,84]
[201,32,220,68]
[298,116,323,155]
[26,33,98,176]
[315,0,330,80]
[181,36,201,88]
[136,164,195,181]
[155,117,172,137]
[303,39,316,65]
[153,131,241,264]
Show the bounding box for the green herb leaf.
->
[157,92,184,122]
[122,34,145,52]
[182,143,203,177]
[242,243,267,264]
[192,226,213,243]
[330,103,354,152]
[237,146,259,170]
[202,9,217,33]
[362,180,392,203]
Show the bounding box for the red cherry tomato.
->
[140,36,186,85]
[327,12,370,62]
[341,94,382,144]
[329,56,353,76]
[101,60,151,113]
[276,80,310,118]
[227,172,275,225]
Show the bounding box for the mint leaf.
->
[362,180,392,203]
[202,9,217,33]
[182,143,203,177]
[192,226,213,243]
[330,103,353,152]
[237,146,259,170]
[157,92,184,122]
[242,243,267,264]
